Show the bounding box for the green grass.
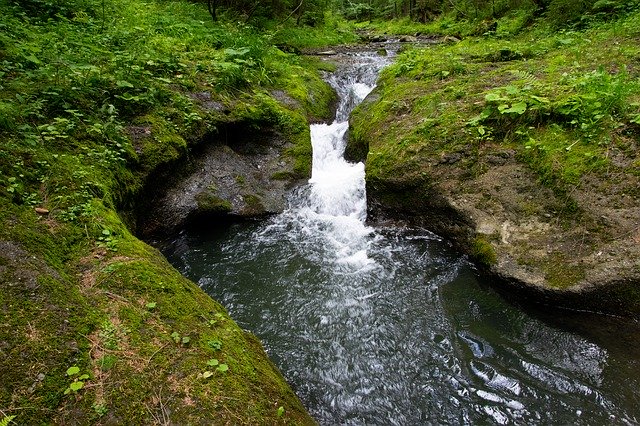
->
[353,10,640,191]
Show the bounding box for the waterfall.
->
[271,53,391,271]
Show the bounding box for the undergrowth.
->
[0,0,341,423]
[356,9,640,191]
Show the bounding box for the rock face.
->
[139,124,301,237]
[362,143,640,314]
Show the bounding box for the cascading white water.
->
[283,53,391,270]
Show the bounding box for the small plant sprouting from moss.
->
[205,358,229,373]
[92,403,108,417]
[207,339,223,351]
[97,229,119,252]
[171,331,191,346]
[64,366,90,395]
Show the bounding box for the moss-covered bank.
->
[0,0,346,422]
[349,12,640,315]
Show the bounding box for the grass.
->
[353,10,640,190]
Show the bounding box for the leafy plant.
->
[97,229,118,252]
[204,358,229,374]
[170,331,191,345]
[207,339,223,350]
[64,366,90,395]
[92,403,108,417]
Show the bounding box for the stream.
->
[160,51,640,425]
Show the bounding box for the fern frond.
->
[0,415,16,426]
[509,69,539,87]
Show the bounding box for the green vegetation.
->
[354,10,640,195]
[0,0,351,423]
[351,4,640,297]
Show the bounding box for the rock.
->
[443,36,461,43]
[35,207,49,215]
[399,35,417,43]
[371,35,387,42]
[138,124,301,237]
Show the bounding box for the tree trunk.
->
[207,0,217,22]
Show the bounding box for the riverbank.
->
[0,0,348,422]
[348,11,640,314]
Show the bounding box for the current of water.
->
[161,52,640,425]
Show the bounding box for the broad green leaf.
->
[207,359,219,366]
[66,366,80,376]
[505,85,520,95]
[502,101,527,115]
[224,47,250,57]
[217,364,229,372]
[69,381,84,392]
[116,80,134,88]
[485,92,506,102]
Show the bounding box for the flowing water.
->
[161,52,640,425]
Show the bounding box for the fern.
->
[0,415,16,426]
[509,69,539,87]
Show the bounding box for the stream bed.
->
[160,51,640,425]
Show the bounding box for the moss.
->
[542,253,586,289]
[471,235,498,266]
[133,113,189,174]
[242,193,266,214]
[195,191,233,214]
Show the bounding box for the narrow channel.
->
[161,51,640,424]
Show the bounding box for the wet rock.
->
[399,35,417,43]
[443,36,461,43]
[138,125,300,237]
[439,152,463,164]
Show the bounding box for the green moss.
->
[0,0,337,421]
[471,235,498,266]
[543,253,587,289]
[242,194,265,213]
[195,191,233,214]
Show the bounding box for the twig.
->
[145,343,169,368]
